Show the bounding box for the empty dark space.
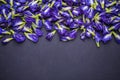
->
[0,35,120,80]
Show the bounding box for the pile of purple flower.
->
[0,0,120,47]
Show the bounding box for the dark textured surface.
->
[0,35,120,80]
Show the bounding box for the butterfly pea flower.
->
[59,11,71,18]
[72,7,81,16]
[10,30,26,43]
[54,0,62,9]
[24,16,35,26]
[2,8,11,20]
[43,20,52,31]
[34,29,43,37]
[12,17,25,27]
[109,23,120,31]
[1,37,13,44]
[105,1,116,8]
[62,0,73,6]
[48,16,59,22]
[0,15,4,23]
[13,32,26,43]
[94,32,102,47]
[17,5,28,12]
[102,33,112,43]
[86,8,95,19]
[41,4,51,17]
[112,17,120,24]
[90,0,99,9]
[61,6,72,11]
[24,32,39,43]
[72,0,80,4]
[55,23,67,35]
[14,1,21,7]
[28,1,39,12]
[112,32,120,44]
[100,14,112,24]
[59,36,69,42]
[84,0,94,6]
[16,0,26,3]
[24,10,33,16]
[97,0,105,9]
[81,5,89,14]
[67,29,78,40]
[12,18,25,31]
[86,31,92,38]
[35,19,43,29]
[86,26,95,36]
[74,18,83,25]
[46,30,56,41]
[66,18,73,25]
[70,22,79,29]
[0,27,11,35]
[103,25,109,35]
[22,25,33,33]
[93,21,103,31]
[32,23,43,37]
[80,32,86,40]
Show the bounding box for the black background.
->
[0,34,120,80]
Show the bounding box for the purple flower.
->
[41,5,51,17]
[55,23,67,35]
[34,29,43,37]
[103,25,109,35]
[46,30,56,41]
[24,33,39,43]
[60,11,71,18]
[102,33,112,43]
[112,32,120,44]
[67,29,78,40]
[109,23,120,31]
[1,37,13,44]
[54,1,62,9]
[94,33,102,47]
[80,32,86,40]
[0,27,11,35]
[85,31,91,38]
[36,20,43,29]
[59,36,69,42]
[29,1,39,12]
[13,33,26,43]
[44,20,52,31]
[16,0,26,3]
